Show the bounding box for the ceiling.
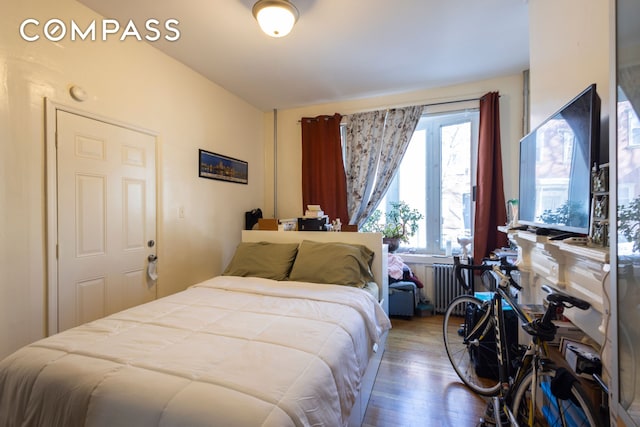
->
[76,0,530,111]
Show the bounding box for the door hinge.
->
[56,244,59,259]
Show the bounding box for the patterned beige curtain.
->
[344,106,423,226]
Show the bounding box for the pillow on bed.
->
[222,242,299,280]
[288,240,375,287]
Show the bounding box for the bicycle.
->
[442,256,603,426]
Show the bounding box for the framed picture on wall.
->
[198,149,248,184]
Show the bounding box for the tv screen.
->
[518,84,600,235]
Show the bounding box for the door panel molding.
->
[45,99,159,335]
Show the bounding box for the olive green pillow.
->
[288,240,375,287]
[222,242,299,280]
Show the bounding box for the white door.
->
[56,110,157,332]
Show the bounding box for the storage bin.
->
[389,282,417,317]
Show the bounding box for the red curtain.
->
[474,92,508,262]
[301,114,349,223]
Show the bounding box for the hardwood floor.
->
[362,314,488,427]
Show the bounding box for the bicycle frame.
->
[466,265,551,426]
[449,258,601,426]
[465,269,537,370]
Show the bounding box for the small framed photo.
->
[198,149,248,184]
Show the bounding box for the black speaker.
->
[245,208,262,230]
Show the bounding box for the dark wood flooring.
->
[362,314,488,427]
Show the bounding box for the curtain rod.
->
[298,115,339,123]
[420,96,486,108]
[366,94,499,114]
[297,94,496,122]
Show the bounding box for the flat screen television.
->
[518,84,601,235]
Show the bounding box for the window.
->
[628,103,640,147]
[617,93,640,257]
[379,109,479,254]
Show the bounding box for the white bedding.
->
[0,276,391,427]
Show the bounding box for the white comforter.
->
[0,276,391,427]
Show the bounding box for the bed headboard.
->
[241,230,389,314]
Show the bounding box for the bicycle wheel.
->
[443,295,501,396]
[511,368,601,427]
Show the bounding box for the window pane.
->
[399,127,426,248]
[441,121,472,249]
[382,110,478,254]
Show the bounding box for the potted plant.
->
[361,201,424,252]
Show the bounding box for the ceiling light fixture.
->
[252,0,299,38]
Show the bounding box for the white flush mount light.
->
[252,0,299,38]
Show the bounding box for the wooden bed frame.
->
[241,230,389,426]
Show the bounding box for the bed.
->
[0,231,390,427]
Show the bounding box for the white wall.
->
[529,0,610,134]
[0,0,265,358]
[264,74,525,220]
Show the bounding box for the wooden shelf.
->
[500,228,610,264]
[551,241,610,264]
[498,226,609,345]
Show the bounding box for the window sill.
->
[397,253,454,264]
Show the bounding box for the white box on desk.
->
[561,338,602,379]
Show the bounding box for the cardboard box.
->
[258,218,278,230]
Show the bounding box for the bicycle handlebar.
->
[452,256,521,291]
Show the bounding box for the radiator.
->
[433,263,468,314]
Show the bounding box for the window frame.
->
[383,108,480,254]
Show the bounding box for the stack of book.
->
[551,319,586,346]
[299,206,329,231]
[304,205,326,218]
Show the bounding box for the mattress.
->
[0,276,391,427]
